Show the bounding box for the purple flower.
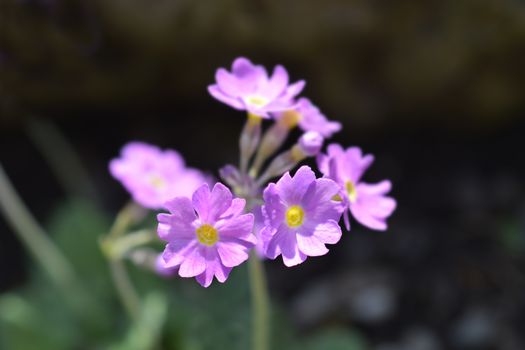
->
[260,166,343,267]
[110,142,208,210]
[317,144,396,231]
[208,57,305,118]
[157,183,255,287]
[276,98,342,138]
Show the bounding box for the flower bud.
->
[298,131,324,157]
[155,254,179,278]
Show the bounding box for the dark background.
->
[1,0,525,349]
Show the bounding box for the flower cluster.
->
[109,57,396,287]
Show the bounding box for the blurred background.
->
[1,0,525,349]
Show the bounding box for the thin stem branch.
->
[109,259,141,322]
[103,203,145,323]
[248,252,270,350]
[104,229,154,260]
[239,114,262,175]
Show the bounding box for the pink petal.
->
[343,210,351,231]
[349,192,396,231]
[316,153,329,175]
[262,226,282,259]
[208,85,245,110]
[296,233,329,256]
[231,57,268,92]
[214,263,232,283]
[311,220,342,244]
[344,147,374,183]
[164,197,196,221]
[192,183,211,220]
[276,166,316,204]
[207,183,233,221]
[280,229,307,267]
[195,249,233,286]
[215,68,244,96]
[178,246,206,277]
[216,213,254,240]
[162,240,198,268]
[262,183,286,227]
[217,242,250,267]
[195,268,214,287]
[160,198,197,237]
[279,80,306,101]
[232,57,257,76]
[357,180,392,196]
[302,178,341,213]
[219,198,246,219]
[156,213,172,240]
[260,64,289,99]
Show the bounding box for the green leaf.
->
[304,328,368,350]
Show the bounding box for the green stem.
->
[109,259,141,322]
[0,163,77,292]
[103,203,145,323]
[103,230,154,260]
[108,201,142,239]
[248,252,270,350]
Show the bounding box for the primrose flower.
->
[317,144,396,231]
[157,183,255,287]
[110,142,207,210]
[208,57,305,118]
[261,166,343,267]
[276,98,342,138]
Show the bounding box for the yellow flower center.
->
[149,175,166,190]
[246,95,269,108]
[345,180,358,203]
[332,194,343,202]
[196,224,219,246]
[278,110,302,129]
[286,205,305,228]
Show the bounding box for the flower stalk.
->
[248,251,270,350]
[239,114,262,175]
[249,122,289,177]
[102,203,146,323]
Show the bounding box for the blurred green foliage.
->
[0,199,369,349]
[1,0,524,127]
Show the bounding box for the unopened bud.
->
[298,131,324,157]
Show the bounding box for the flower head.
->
[317,144,396,231]
[208,57,305,118]
[276,98,342,138]
[157,183,255,287]
[109,142,208,209]
[260,166,343,267]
